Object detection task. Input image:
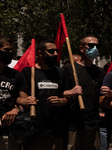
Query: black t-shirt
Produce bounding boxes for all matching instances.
[63,62,105,131]
[0,66,28,117]
[22,66,69,138]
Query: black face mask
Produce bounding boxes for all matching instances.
[42,52,57,68]
[0,51,12,64]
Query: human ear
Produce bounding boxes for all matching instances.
[79,45,84,53]
[37,50,42,57]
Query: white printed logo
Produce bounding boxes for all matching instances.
[0,81,14,105]
[1,81,14,90]
[38,82,58,89]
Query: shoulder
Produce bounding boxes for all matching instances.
[92,64,105,73]
[22,67,31,74]
[103,71,112,79]
[4,67,26,81]
[94,63,105,71]
[6,66,21,75]
[53,66,68,79]
[106,71,112,75]
[62,64,72,71]
[92,65,105,81]
[22,67,31,71]
[102,71,112,87]
[55,66,65,71]
[55,66,67,74]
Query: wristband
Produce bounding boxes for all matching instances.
[18,106,24,113]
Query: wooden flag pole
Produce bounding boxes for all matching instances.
[30,66,36,117]
[66,37,85,110]
[60,13,85,110]
[30,39,36,117]
[0,118,2,126]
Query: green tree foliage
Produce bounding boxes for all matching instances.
[0,0,112,60]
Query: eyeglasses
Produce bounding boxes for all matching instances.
[46,49,59,54]
[84,43,100,49]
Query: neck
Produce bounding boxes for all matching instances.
[77,55,93,66]
[35,62,51,70]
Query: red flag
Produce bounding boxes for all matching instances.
[55,13,68,63]
[107,62,112,73]
[14,39,35,72]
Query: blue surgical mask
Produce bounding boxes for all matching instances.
[85,46,98,61]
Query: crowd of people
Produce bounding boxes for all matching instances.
[0,34,112,150]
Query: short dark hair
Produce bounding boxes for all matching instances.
[36,37,55,52]
[80,35,97,45]
[0,35,13,48]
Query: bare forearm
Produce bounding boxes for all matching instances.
[16,97,25,105]
[63,90,73,97]
[17,96,38,107]
[63,86,82,97]
[47,96,69,106]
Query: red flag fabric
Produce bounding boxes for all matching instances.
[60,14,69,38]
[14,39,35,72]
[55,22,65,62]
[55,14,68,63]
[31,39,35,67]
[107,62,112,73]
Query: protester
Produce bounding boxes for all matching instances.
[63,35,105,150]
[100,71,112,150]
[99,62,110,150]
[0,35,37,150]
[18,37,72,150]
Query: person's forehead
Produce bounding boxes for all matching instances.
[85,37,98,44]
[45,43,56,49]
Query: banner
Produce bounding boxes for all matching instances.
[55,14,68,62]
[14,39,35,71]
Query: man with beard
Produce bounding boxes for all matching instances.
[0,35,37,150]
[63,35,105,150]
[20,37,72,150]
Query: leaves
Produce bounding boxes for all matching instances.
[0,0,112,60]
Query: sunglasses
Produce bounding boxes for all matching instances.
[46,49,59,54]
[85,43,100,49]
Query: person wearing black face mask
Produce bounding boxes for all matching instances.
[0,35,37,150]
[41,48,59,68]
[0,40,12,65]
[0,50,12,65]
[21,37,72,150]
